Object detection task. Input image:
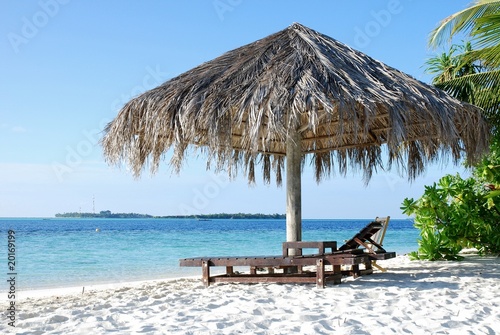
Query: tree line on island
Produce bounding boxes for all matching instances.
[55,210,285,219]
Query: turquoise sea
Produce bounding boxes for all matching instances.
[0,218,418,291]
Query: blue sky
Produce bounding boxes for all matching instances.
[1,0,474,218]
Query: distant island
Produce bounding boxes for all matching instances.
[55,210,153,219]
[55,210,285,219]
[161,213,285,219]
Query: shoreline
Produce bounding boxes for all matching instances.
[1,251,418,297]
[0,270,203,299]
[1,254,499,334]
[0,252,490,299]
[1,275,201,302]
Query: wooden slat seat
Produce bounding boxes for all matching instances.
[180,252,369,288]
[180,253,367,267]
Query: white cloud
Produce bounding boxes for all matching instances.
[0,163,54,184]
[11,126,27,133]
[0,123,27,133]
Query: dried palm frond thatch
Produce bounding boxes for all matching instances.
[102,23,489,187]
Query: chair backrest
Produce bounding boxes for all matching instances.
[370,216,390,252]
[339,220,383,251]
[338,216,390,251]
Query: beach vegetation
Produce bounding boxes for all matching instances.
[428,0,500,129]
[401,173,500,260]
[404,0,500,260]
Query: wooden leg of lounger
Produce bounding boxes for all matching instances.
[202,261,210,287]
[352,264,360,278]
[316,259,325,289]
[360,260,374,276]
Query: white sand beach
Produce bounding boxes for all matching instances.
[2,255,499,335]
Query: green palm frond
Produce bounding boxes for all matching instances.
[429,0,500,48]
[425,47,459,84]
[473,13,500,67]
[428,1,500,129]
[425,43,484,85]
[460,46,495,64]
[435,69,500,113]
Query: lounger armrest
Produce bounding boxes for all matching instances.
[282,241,337,256]
[367,251,396,260]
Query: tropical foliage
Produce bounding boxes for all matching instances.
[405,0,500,260]
[428,0,500,126]
[401,173,500,260]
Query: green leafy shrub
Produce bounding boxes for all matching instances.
[401,174,500,261]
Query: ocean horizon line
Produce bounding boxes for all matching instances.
[0,216,413,220]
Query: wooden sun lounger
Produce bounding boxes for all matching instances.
[180,252,369,288]
[338,217,396,274]
[180,217,396,288]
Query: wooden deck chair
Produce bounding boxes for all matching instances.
[370,216,390,272]
[339,219,386,252]
[338,216,392,274]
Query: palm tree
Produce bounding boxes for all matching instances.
[425,45,460,84]
[428,0,500,123]
[426,42,483,105]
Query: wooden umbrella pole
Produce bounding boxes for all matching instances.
[286,126,302,248]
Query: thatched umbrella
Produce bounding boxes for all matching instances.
[102,23,489,243]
